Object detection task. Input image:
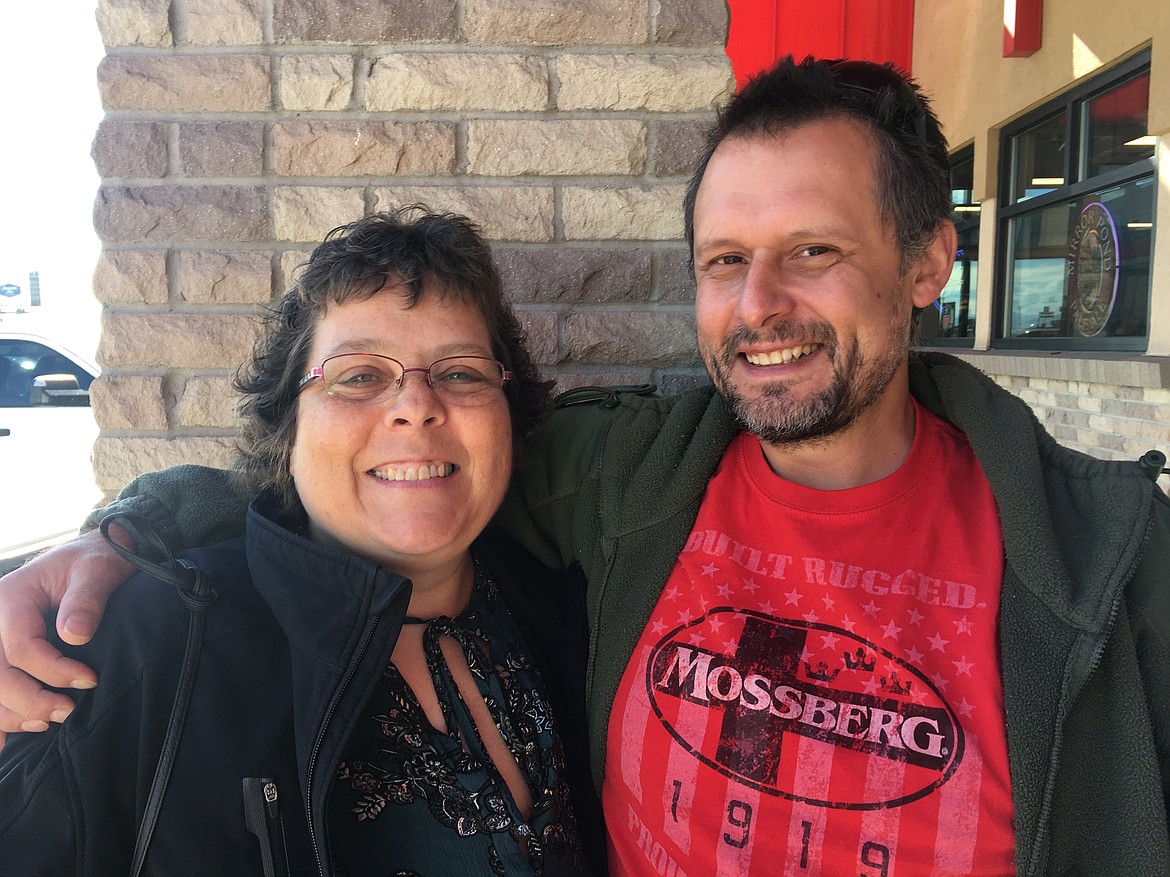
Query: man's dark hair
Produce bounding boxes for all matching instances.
[234,206,554,511]
[683,55,953,272]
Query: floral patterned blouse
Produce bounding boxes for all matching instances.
[327,562,586,876]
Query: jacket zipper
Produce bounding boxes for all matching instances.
[305,611,381,877]
[1023,509,1157,877]
[243,777,291,877]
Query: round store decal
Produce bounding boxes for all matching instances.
[1066,202,1119,337]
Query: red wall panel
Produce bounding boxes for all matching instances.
[726,0,915,87]
[1003,0,1043,58]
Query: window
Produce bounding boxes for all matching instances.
[921,146,980,345]
[0,339,94,407]
[996,52,1155,350]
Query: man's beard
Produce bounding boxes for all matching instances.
[702,317,909,447]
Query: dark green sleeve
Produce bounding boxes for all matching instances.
[1131,490,1170,812]
[82,464,255,551]
[493,404,613,572]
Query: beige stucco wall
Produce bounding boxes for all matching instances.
[917,0,1170,147]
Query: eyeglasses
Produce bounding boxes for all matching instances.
[298,353,510,406]
[827,59,928,142]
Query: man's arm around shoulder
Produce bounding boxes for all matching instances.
[0,463,253,740]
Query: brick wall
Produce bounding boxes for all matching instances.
[1008,382,1169,459]
[950,352,1170,493]
[89,0,733,493]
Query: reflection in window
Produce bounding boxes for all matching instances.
[1005,202,1075,338]
[1081,73,1153,179]
[1004,178,1151,339]
[1010,112,1066,203]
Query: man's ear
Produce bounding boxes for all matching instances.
[910,220,958,309]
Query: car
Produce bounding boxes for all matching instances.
[0,330,102,572]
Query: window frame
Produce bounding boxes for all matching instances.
[993,50,1155,352]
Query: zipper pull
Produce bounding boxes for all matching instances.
[243,777,289,877]
[264,781,279,817]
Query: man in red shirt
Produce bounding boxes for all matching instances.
[602,60,1016,874]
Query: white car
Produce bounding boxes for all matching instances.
[0,331,102,571]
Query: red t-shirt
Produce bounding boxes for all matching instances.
[604,403,1016,876]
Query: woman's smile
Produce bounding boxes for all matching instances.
[369,462,457,482]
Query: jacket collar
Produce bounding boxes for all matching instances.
[244,496,411,671]
[908,351,1156,630]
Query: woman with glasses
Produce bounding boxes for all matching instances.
[0,208,599,876]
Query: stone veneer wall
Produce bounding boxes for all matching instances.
[949,352,1170,492]
[89,0,733,494]
[1009,378,1169,461]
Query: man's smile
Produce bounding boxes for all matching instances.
[743,344,821,366]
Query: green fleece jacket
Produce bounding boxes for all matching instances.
[95,351,1170,876]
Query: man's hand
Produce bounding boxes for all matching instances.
[0,527,134,747]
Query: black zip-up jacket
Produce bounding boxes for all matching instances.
[0,500,602,876]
